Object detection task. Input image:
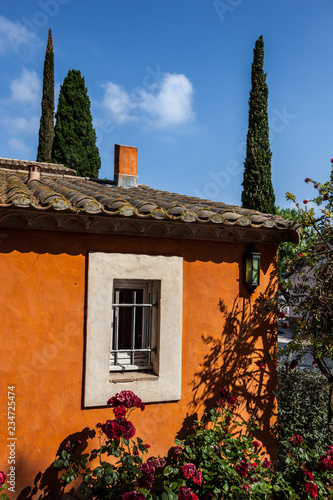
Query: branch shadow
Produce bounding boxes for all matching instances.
[17,428,95,500]
[183,268,278,457]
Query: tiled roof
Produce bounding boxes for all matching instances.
[0,159,301,243]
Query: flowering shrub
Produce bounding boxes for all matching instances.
[161,388,278,499]
[0,471,9,500]
[54,390,333,499]
[54,391,153,499]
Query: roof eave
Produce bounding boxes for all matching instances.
[0,207,301,245]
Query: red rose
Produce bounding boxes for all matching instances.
[228,394,238,405]
[304,469,314,481]
[262,458,272,469]
[289,434,304,444]
[181,463,202,485]
[99,417,136,441]
[303,200,308,204]
[236,458,249,477]
[305,482,318,499]
[178,487,199,500]
[252,440,261,448]
[0,471,6,486]
[305,178,310,183]
[107,391,145,411]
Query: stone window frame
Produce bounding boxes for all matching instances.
[84,252,183,407]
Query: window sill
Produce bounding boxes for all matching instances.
[109,372,159,384]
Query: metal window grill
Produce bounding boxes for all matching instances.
[111,288,157,369]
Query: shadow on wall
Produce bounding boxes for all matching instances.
[17,428,95,500]
[183,269,278,456]
[16,269,278,498]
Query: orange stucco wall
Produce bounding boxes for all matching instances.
[0,228,278,498]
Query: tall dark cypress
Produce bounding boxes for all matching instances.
[52,69,101,177]
[37,28,54,163]
[241,36,275,214]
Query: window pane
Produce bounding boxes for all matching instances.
[114,288,144,350]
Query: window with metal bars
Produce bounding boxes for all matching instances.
[110,280,158,371]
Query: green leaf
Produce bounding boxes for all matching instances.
[54,459,63,467]
[163,466,174,476]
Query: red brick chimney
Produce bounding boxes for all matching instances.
[114,144,138,188]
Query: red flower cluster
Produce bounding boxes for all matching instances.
[256,360,266,371]
[305,482,318,499]
[305,178,310,183]
[113,406,127,418]
[289,434,304,445]
[122,492,146,500]
[304,469,314,482]
[235,458,249,477]
[217,388,237,406]
[261,458,272,469]
[97,417,135,441]
[107,390,145,411]
[181,463,202,485]
[0,471,6,486]
[178,486,199,500]
[137,457,166,488]
[251,440,261,448]
[319,445,333,471]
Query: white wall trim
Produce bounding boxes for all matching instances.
[84,252,183,406]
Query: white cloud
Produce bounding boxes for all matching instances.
[0,16,38,55]
[102,72,195,128]
[103,82,136,124]
[8,137,34,157]
[9,68,41,105]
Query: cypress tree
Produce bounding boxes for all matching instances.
[52,69,101,177]
[36,28,54,163]
[241,35,275,214]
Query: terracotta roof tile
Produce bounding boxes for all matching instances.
[0,161,301,242]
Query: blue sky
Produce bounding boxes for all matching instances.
[0,0,332,209]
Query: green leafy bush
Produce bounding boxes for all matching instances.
[276,366,333,455]
[53,389,333,499]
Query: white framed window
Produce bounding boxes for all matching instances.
[84,252,183,407]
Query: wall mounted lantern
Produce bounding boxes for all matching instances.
[244,244,261,293]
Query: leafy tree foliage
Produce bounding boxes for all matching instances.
[276,366,332,456]
[52,69,101,177]
[242,36,275,214]
[281,168,333,433]
[275,206,309,280]
[36,28,54,163]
